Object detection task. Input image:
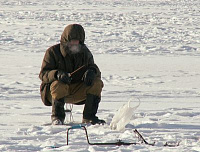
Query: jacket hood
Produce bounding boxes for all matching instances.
[60,24,85,44]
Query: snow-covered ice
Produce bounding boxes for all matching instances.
[0,0,200,151]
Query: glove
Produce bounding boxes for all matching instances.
[56,71,71,84]
[83,69,96,86]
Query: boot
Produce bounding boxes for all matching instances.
[82,94,105,125]
[51,98,65,125]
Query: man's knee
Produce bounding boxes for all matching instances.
[93,78,104,90]
[87,78,104,96]
[50,80,69,100]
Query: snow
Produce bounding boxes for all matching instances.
[0,0,200,151]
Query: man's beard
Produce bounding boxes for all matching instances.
[68,44,81,54]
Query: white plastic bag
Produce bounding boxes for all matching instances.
[110,98,140,131]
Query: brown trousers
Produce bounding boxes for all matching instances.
[48,78,104,104]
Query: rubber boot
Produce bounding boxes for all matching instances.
[82,94,105,125]
[51,98,65,125]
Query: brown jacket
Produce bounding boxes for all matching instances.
[39,24,101,106]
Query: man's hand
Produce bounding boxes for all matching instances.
[83,69,96,86]
[57,71,71,84]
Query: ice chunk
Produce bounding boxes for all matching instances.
[110,98,140,131]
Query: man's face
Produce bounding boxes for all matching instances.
[67,40,81,54]
[69,40,79,45]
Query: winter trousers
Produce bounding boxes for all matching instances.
[48,78,103,104]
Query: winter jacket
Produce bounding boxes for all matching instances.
[39,24,101,106]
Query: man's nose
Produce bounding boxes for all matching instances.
[70,40,79,45]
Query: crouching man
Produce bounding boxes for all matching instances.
[39,24,105,125]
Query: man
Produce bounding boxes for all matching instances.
[39,24,105,125]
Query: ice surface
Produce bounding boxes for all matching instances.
[0,0,200,151]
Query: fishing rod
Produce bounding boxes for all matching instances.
[67,124,180,147]
[67,124,139,146]
[69,65,86,77]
